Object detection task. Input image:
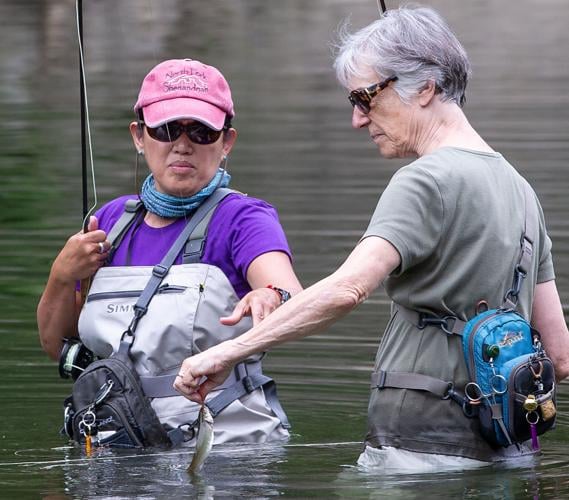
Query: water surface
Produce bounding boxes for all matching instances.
[1,0,569,497]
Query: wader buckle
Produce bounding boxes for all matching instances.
[442,383,477,418]
[242,376,255,393]
[417,314,457,335]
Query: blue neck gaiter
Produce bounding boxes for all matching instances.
[140,168,231,218]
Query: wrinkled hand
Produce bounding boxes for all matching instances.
[173,342,236,404]
[220,287,281,326]
[51,216,110,283]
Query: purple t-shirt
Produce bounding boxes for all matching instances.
[94,193,292,298]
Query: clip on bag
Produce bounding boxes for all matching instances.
[461,306,556,449]
[62,189,230,449]
[63,340,172,448]
[460,183,556,449]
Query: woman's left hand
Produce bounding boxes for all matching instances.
[220,287,281,326]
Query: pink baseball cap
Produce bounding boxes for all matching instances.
[134,59,234,130]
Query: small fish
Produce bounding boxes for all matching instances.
[188,404,214,474]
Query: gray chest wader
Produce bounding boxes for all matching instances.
[78,188,290,445]
[369,182,545,459]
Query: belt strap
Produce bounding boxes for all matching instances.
[140,361,291,429]
[395,304,466,336]
[371,370,452,398]
[140,360,263,398]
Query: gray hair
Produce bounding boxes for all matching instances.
[334,6,471,107]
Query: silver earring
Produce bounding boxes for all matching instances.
[138,149,144,155]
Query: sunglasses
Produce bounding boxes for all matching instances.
[348,75,398,114]
[144,120,226,145]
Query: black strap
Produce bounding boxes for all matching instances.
[371,370,452,398]
[125,188,234,336]
[106,199,144,263]
[502,181,538,309]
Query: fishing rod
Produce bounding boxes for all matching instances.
[76,0,97,233]
[78,0,88,232]
[76,0,98,306]
[377,0,387,15]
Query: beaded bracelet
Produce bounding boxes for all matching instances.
[266,285,291,305]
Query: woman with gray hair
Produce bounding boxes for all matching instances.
[174,6,569,469]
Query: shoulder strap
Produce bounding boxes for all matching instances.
[106,199,145,262]
[182,187,236,264]
[502,181,538,309]
[124,188,235,337]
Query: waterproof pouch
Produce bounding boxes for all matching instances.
[63,344,172,448]
[462,308,556,448]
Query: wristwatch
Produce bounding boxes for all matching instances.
[267,285,292,305]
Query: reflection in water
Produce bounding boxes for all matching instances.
[334,461,545,499]
[1,0,569,498]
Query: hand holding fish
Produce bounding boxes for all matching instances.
[174,342,236,404]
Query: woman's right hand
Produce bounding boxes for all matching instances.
[37,216,110,360]
[52,216,110,283]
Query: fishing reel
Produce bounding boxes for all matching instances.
[58,338,95,381]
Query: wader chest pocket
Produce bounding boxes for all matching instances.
[86,284,188,303]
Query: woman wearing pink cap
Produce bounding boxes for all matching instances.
[37,59,302,448]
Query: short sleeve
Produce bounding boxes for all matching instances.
[535,195,555,283]
[203,194,292,297]
[363,165,444,275]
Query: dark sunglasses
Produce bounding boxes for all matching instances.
[348,75,398,114]
[144,120,226,145]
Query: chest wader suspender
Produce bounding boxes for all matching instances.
[106,189,290,440]
[371,182,537,444]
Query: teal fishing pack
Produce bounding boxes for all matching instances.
[461,306,556,448]
[459,181,557,448]
[375,181,556,451]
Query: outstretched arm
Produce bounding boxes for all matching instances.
[37,217,109,360]
[531,279,569,381]
[174,236,401,403]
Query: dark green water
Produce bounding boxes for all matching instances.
[1,0,569,498]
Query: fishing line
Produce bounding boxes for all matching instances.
[75,0,98,231]
[0,441,363,468]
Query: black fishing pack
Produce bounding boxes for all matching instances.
[63,341,172,448]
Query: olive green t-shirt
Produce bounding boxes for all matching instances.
[362,147,554,460]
